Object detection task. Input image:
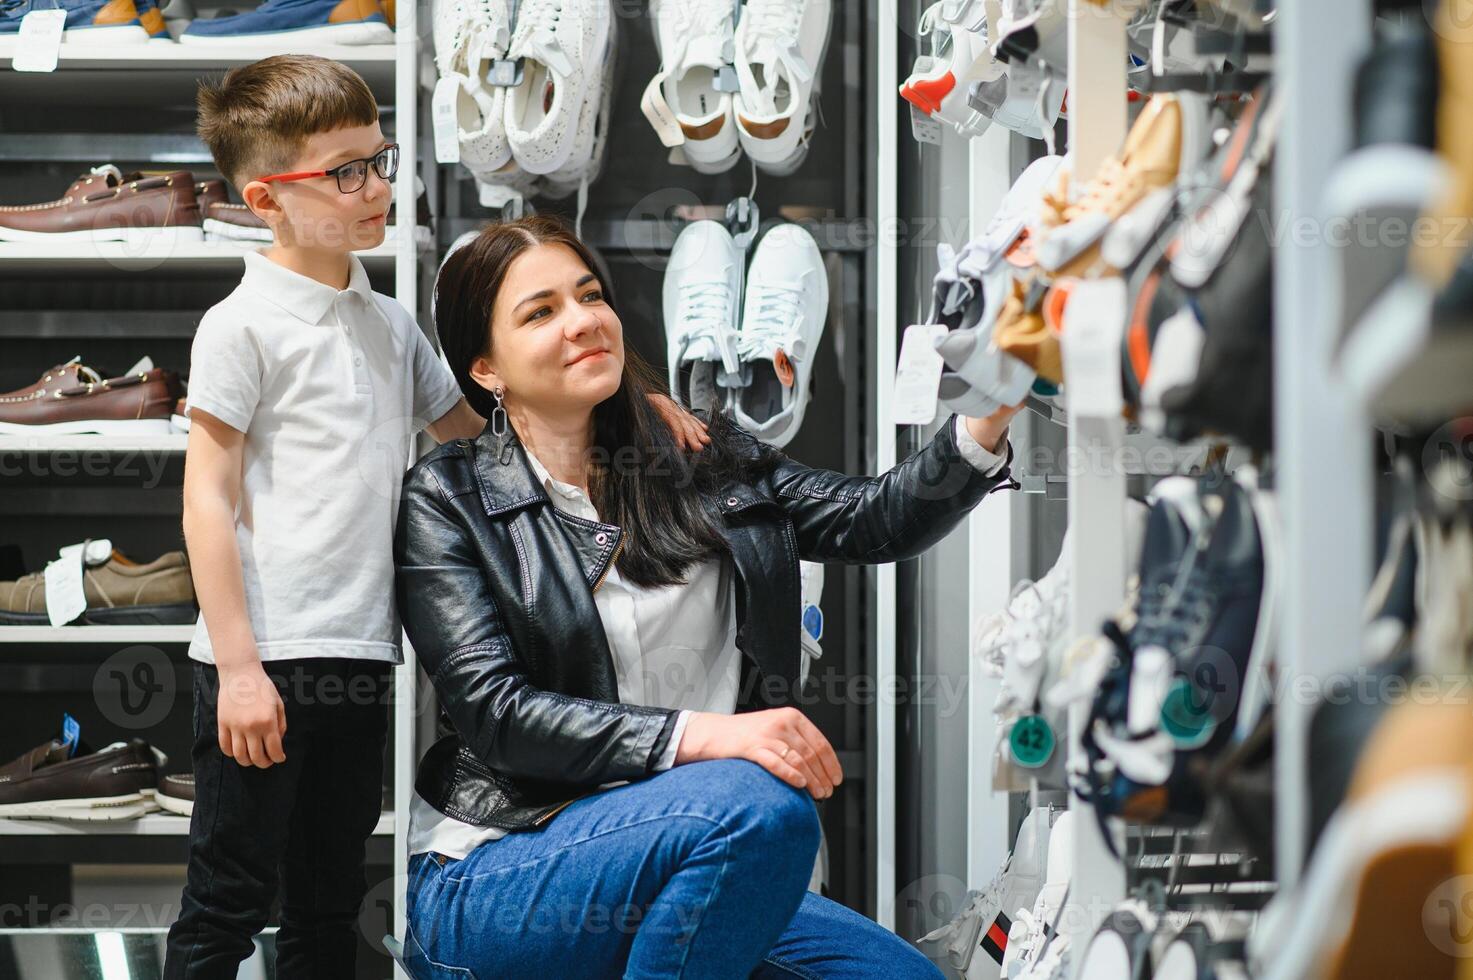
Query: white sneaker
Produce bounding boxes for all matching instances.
[900,0,1005,139]
[664,221,744,412]
[504,0,610,176]
[642,0,742,174]
[733,0,832,175]
[433,0,474,74]
[732,223,829,448]
[541,6,618,200]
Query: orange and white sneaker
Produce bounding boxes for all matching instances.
[900,0,1005,139]
[1034,93,1210,279]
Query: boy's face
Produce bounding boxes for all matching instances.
[242,122,392,253]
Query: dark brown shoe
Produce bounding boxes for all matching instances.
[202,201,270,243]
[0,365,181,436]
[0,165,203,244]
[0,547,197,625]
[156,773,194,817]
[0,737,161,820]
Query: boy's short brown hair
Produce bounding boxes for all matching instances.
[197,54,379,190]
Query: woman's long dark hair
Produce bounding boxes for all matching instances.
[435,215,777,589]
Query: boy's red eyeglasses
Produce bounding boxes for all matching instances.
[257,143,400,195]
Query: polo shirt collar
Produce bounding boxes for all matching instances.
[241,249,374,324]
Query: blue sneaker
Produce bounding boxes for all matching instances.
[179,0,392,45]
[0,0,150,42]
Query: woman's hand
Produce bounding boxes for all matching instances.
[648,393,711,452]
[964,400,1026,455]
[674,708,843,800]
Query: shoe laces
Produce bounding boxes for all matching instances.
[674,281,735,344]
[743,0,803,46]
[738,283,806,360]
[671,0,735,45]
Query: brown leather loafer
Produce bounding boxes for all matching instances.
[156,773,194,817]
[0,737,161,820]
[0,365,182,436]
[0,165,203,244]
[0,548,197,625]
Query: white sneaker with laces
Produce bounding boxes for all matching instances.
[504,0,610,175]
[733,0,832,175]
[732,223,829,448]
[642,0,742,174]
[664,221,745,413]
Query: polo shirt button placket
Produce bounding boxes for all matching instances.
[338,294,372,397]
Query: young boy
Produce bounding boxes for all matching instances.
[163,54,483,979]
[166,55,704,977]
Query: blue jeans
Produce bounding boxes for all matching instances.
[403,759,943,979]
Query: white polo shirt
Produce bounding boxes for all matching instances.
[185,250,462,665]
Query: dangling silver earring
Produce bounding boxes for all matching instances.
[491,386,508,439]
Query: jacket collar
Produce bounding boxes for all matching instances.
[468,426,551,517]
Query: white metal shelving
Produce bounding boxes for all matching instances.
[0,811,395,836]
[0,434,188,453]
[0,21,427,970]
[0,625,196,643]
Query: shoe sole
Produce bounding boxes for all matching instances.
[0,417,174,436]
[58,24,151,43]
[202,219,271,243]
[0,603,197,626]
[178,20,393,44]
[0,225,204,245]
[155,793,194,817]
[0,793,151,820]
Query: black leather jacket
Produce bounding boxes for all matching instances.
[394,413,1015,833]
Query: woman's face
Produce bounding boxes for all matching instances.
[471,242,625,417]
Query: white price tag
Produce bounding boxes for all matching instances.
[431,76,461,164]
[893,323,949,426]
[1060,278,1127,419]
[13,10,66,73]
[43,539,111,627]
[909,105,944,145]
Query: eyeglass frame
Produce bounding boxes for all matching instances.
[256,143,400,195]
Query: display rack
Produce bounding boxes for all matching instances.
[0,15,426,977]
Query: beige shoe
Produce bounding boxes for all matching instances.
[0,548,196,626]
[1035,94,1209,279]
[994,279,1063,385]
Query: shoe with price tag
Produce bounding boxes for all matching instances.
[1,0,150,65]
[0,542,198,627]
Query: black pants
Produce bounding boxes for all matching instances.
[164,658,391,980]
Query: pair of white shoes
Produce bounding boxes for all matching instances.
[663,220,828,449]
[432,0,616,207]
[642,0,831,175]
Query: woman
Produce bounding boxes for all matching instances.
[394,216,1022,978]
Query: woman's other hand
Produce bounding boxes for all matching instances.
[675,708,843,800]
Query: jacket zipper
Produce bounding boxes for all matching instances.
[534,795,581,826]
[591,534,625,593]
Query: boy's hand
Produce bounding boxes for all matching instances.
[216,661,288,768]
[649,393,710,451]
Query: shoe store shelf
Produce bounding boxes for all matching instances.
[0,811,395,837]
[0,433,188,453]
[0,625,196,644]
[0,40,395,88]
[0,238,402,272]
